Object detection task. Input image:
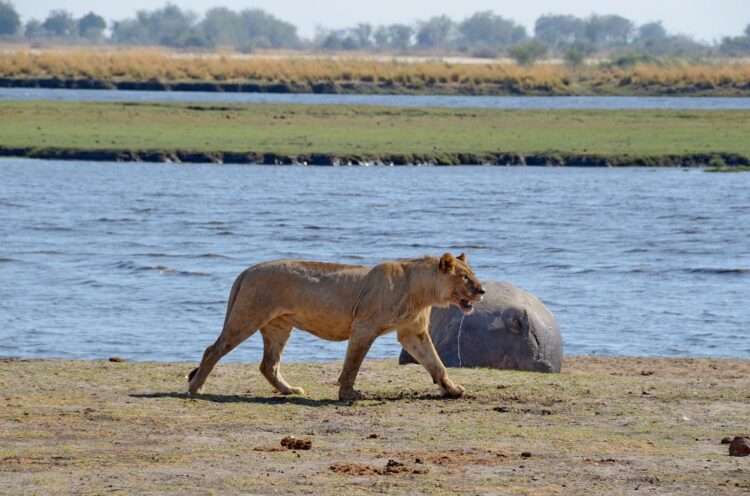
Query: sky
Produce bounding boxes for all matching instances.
[13,0,750,42]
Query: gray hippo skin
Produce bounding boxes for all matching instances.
[399,281,562,373]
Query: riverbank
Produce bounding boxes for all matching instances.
[3,76,750,97]
[1,102,749,166]
[2,50,750,97]
[1,357,748,494]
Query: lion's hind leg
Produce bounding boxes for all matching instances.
[188,312,268,395]
[259,318,305,395]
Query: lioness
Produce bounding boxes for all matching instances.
[187,252,485,401]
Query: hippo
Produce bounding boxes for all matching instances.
[399,281,562,373]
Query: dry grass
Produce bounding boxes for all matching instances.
[1,48,750,94]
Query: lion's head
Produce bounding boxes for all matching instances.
[438,252,485,314]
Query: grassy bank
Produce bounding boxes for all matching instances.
[1,357,748,494]
[1,50,750,96]
[1,101,749,166]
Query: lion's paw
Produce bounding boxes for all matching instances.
[281,386,306,396]
[339,388,364,402]
[442,383,465,399]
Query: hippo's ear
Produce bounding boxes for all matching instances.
[457,253,467,263]
[502,308,528,334]
[519,309,529,331]
[439,253,455,273]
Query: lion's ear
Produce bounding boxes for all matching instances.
[439,253,455,273]
[457,253,467,263]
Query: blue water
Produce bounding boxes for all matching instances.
[1,159,748,363]
[2,88,750,109]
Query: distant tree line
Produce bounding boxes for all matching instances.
[1,1,749,62]
[0,2,300,50]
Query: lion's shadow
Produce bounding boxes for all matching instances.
[129,391,448,407]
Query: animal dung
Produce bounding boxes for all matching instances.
[280,436,312,450]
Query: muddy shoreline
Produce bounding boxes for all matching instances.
[2,76,750,97]
[1,144,748,167]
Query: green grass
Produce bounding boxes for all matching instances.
[1,101,749,160]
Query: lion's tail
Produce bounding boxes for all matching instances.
[222,270,245,330]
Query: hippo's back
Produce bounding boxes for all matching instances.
[400,281,562,373]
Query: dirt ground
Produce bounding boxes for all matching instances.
[1,356,748,495]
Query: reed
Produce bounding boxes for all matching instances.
[1,48,749,95]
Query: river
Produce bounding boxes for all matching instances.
[1,159,748,362]
[3,88,750,109]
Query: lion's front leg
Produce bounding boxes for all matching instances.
[338,322,379,401]
[397,317,465,399]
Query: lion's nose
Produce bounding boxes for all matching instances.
[477,287,486,295]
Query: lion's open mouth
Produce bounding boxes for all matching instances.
[459,298,474,314]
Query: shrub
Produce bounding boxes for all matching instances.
[509,41,548,66]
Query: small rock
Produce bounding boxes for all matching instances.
[521,452,532,458]
[367,433,379,439]
[493,406,510,413]
[280,436,312,450]
[721,437,733,445]
[108,357,126,363]
[729,437,750,457]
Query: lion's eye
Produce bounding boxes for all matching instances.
[462,275,470,284]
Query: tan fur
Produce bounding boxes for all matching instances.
[187,253,484,401]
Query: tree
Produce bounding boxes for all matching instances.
[509,40,548,65]
[657,35,709,57]
[42,10,76,38]
[318,29,348,50]
[720,35,750,56]
[373,25,389,49]
[416,15,454,49]
[111,4,210,48]
[0,1,20,36]
[584,15,634,47]
[637,21,667,42]
[145,4,198,47]
[78,12,106,41]
[563,42,592,67]
[24,19,44,38]
[373,24,413,51]
[201,7,245,48]
[239,8,300,49]
[458,11,527,49]
[534,14,586,49]
[388,24,414,50]
[745,24,750,38]
[352,23,372,49]
[111,19,149,44]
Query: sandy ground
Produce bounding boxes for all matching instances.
[1,356,748,495]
